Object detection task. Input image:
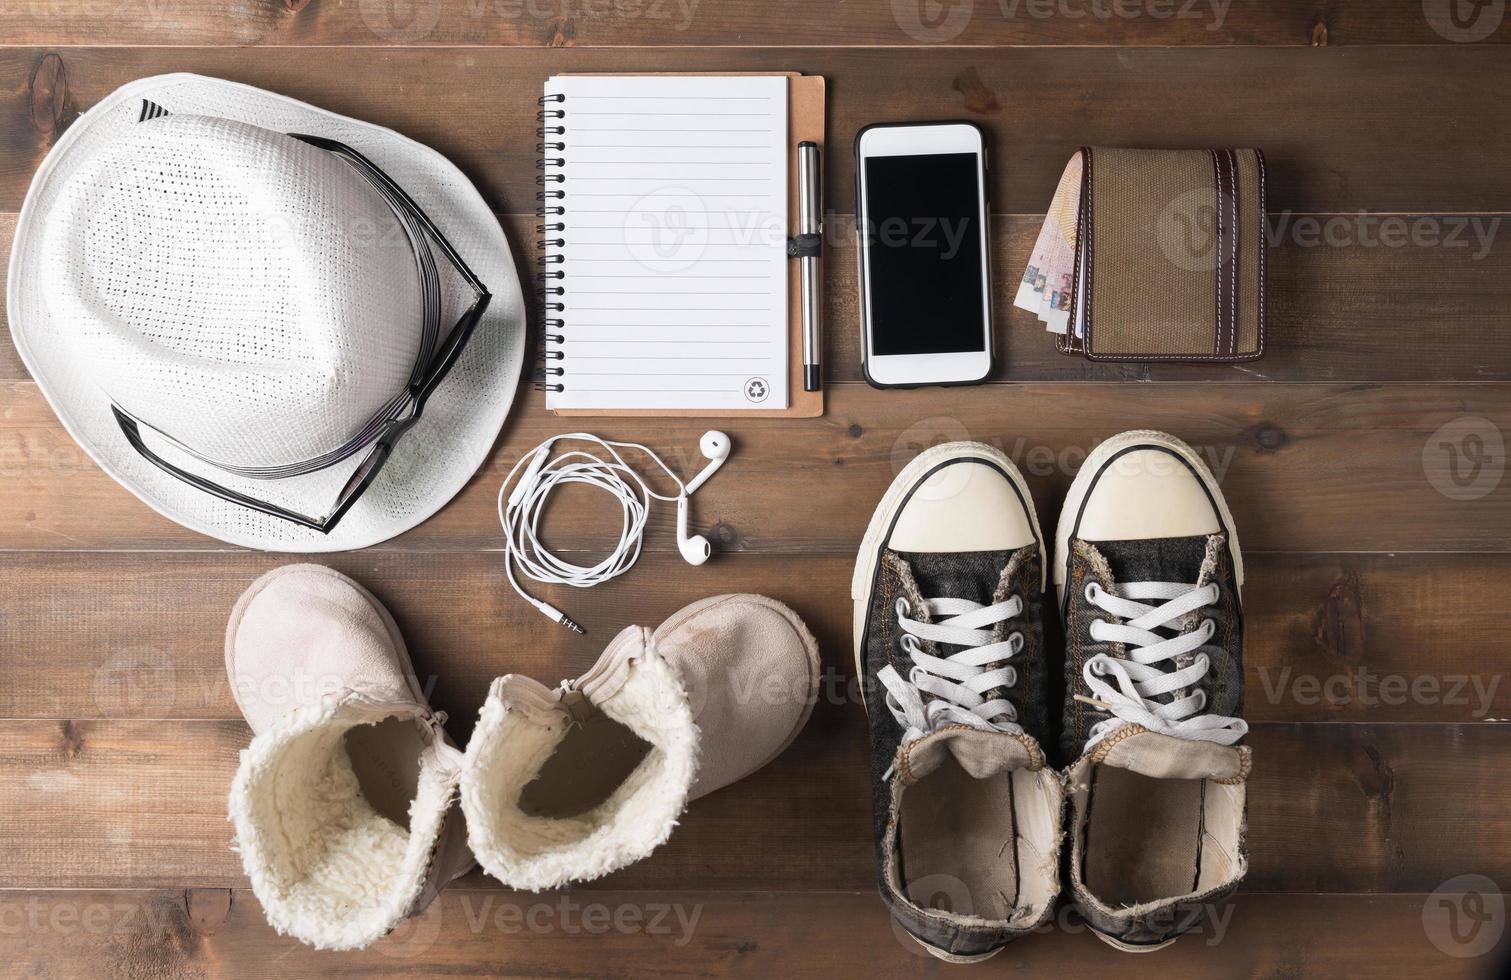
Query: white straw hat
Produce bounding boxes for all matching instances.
[7,74,525,551]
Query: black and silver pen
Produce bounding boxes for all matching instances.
[798,141,822,392]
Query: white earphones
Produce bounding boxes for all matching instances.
[498,431,733,631]
[677,430,731,565]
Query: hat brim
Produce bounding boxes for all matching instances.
[7,74,526,551]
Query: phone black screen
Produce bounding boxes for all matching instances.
[862,151,986,356]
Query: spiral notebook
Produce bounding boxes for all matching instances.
[538,72,824,417]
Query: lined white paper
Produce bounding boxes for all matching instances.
[543,75,789,411]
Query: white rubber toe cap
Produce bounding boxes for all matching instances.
[1075,448,1220,542]
[888,461,1036,553]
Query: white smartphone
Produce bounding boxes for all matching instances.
[855,121,993,388]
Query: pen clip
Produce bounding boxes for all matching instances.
[786,234,822,258]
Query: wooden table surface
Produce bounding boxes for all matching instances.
[2,3,1509,977]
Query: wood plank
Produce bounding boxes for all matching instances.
[1,379,1507,553]
[0,889,1489,980]
[5,47,1511,214]
[7,211,1511,385]
[1,716,1506,893]
[0,0,1504,48]
[3,551,1507,725]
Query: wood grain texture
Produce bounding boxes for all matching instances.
[1,379,1507,552]
[5,46,1511,213]
[2,551,1507,725]
[1,717,1506,893]
[7,211,1511,385]
[0,889,1493,980]
[0,0,1506,48]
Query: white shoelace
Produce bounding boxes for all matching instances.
[878,594,1025,772]
[1079,580,1248,748]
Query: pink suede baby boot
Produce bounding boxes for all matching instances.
[459,593,820,891]
[225,564,473,950]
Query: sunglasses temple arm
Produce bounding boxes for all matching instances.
[110,406,337,533]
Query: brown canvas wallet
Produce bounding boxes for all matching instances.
[1057,147,1267,362]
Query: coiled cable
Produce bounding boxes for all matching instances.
[497,433,688,633]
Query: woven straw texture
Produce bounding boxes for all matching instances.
[8,75,525,551]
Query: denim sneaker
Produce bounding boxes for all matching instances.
[852,442,1063,963]
[1055,430,1252,951]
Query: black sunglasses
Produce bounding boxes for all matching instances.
[112,134,491,534]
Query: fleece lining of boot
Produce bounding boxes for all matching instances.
[460,651,698,892]
[228,695,454,951]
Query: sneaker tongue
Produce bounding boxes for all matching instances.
[1096,729,1249,782]
[897,726,1040,785]
[895,549,1009,611]
[1093,534,1212,586]
[894,548,1014,661]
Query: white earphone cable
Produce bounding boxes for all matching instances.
[497,433,690,633]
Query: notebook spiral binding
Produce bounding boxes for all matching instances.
[534,93,567,393]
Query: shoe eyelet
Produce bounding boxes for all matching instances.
[1194,689,1208,711]
[1209,582,1221,602]
[900,634,922,656]
[1084,582,1100,602]
[1010,631,1025,654]
[894,596,911,618]
[1201,618,1217,639]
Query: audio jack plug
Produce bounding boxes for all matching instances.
[534,600,585,634]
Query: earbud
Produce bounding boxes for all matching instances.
[677,495,712,566]
[677,430,731,566]
[684,430,731,495]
